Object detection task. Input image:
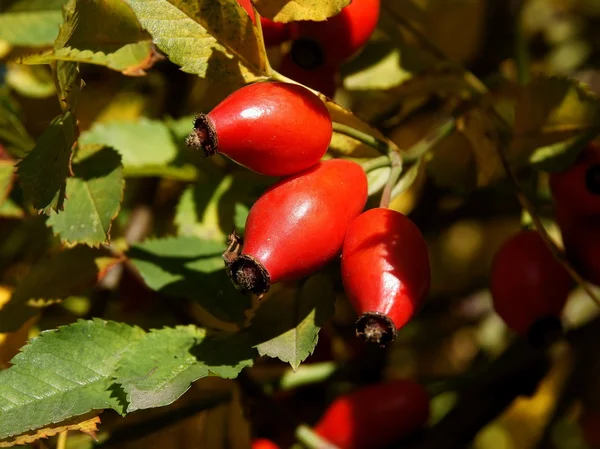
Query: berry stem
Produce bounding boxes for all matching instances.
[252,4,272,76]
[379,150,403,209]
[360,154,390,172]
[295,424,340,449]
[332,122,389,155]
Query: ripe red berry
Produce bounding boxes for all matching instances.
[186,81,332,177]
[341,208,430,345]
[252,438,280,449]
[224,159,368,295]
[237,0,291,46]
[555,205,600,286]
[314,380,430,449]
[549,143,600,218]
[279,51,338,98]
[490,230,573,337]
[289,0,380,66]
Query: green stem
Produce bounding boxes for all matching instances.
[332,122,389,155]
[390,157,423,200]
[252,5,272,76]
[279,362,337,391]
[295,425,340,449]
[360,155,390,172]
[514,2,530,86]
[380,150,403,208]
[404,115,456,161]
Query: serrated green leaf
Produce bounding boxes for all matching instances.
[47,145,124,246]
[123,0,267,81]
[0,246,122,332]
[19,0,159,76]
[53,61,84,111]
[0,319,146,440]
[79,118,196,180]
[0,161,15,206]
[0,0,67,46]
[15,112,77,214]
[254,0,350,22]
[251,275,335,370]
[5,63,55,98]
[114,327,255,412]
[128,236,252,324]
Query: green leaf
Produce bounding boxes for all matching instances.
[115,327,255,412]
[0,246,122,332]
[233,203,249,234]
[79,118,196,180]
[53,61,84,111]
[0,197,24,218]
[128,236,252,324]
[5,63,56,98]
[123,0,267,81]
[251,275,335,370]
[254,0,350,22]
[0,0,67,46]
[0,160,15,207]
[19,0,160,76]
[0,319,146,440]
[0,88,35,158]
[47,145,124,246]
[510,75,600,163]
[15,112,77,214]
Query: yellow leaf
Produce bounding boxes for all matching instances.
[0,413,101,447]
[254,0,351,22]
[0,286,35,370]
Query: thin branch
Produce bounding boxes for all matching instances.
[332,122,390,155]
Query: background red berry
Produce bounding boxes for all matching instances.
[314,379,430,449]
[341,208,431,345]
[251,438,280,449]
[550,143,600,218]
[279,51,338,98]
[237,0,291,46]
[490,230,573,336]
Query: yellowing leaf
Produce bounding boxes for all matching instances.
[0,286,34,370]
[254,0,350,22]
[124,0,267,82]
[0,413,100,447]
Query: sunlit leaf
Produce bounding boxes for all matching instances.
[0,0,67,47]
[254,0,350,22]
[5,64,55,98]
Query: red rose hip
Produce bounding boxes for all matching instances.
[550,143,600,218]
[289,0,380,66]
[251,439,279,449]
[341,208,430,345]
[225,159,368,295]
[279,51,338,98]
[490,230,573,339]
[314,380,430,449]
[186,82,332,177]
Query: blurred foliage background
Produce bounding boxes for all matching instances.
[2,0,600,448]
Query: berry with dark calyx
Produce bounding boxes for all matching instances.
[550,143,600,218]
[252,438,280,449]
[490,230,574,341]
[224,159,368,296]
[556,205,600,287]
[237,0,291,46]
[279,50,338,98]
[186,81,332,177]
[314,380,430,449]
[341,208,430,345]
[289,0,380,65]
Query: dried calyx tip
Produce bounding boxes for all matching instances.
[227,254,271,296]
[528,315,563,349]
[185,113,218,157]
[355,312,397,346]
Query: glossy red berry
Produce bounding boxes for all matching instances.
[550,143,600,218]
[556,206,600,286]
[186,81,332,177]
[279,51,338,98]
[314,380,430,449]
[341,208,430,345]
[224,159,368,295]
[490,230,573,338]
[237,0,291,46]
[289,0,380,66]
[251,438,280,449]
